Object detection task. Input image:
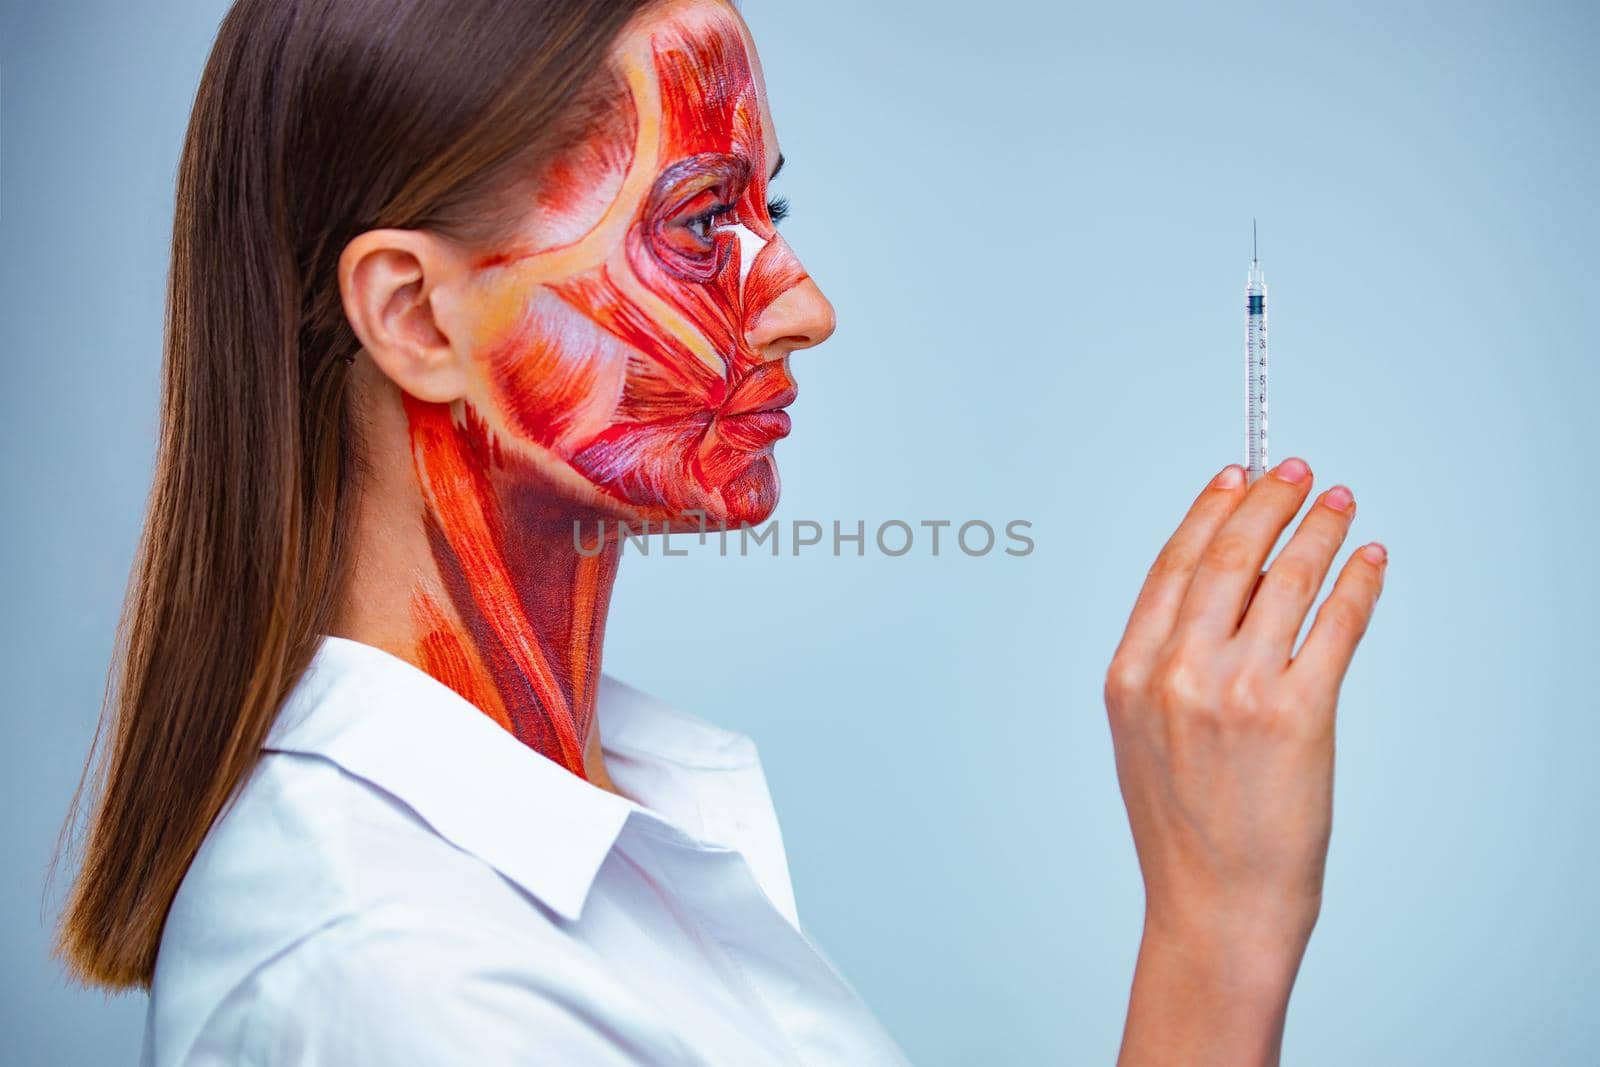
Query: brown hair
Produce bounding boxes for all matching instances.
[56,0,657,989]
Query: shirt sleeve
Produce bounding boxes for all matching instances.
[189,906,708,1067]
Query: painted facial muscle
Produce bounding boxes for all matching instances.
[419,3,804,528]
[401,5,810,777]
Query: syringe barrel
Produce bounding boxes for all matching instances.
[1245,268,1268,478]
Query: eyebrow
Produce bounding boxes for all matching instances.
[769,154,785,181]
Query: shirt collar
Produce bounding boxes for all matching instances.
[263,636,752,923]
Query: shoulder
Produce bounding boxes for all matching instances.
[167,747,498,936]
[153,752,605,1064]
[204,902,700,1067]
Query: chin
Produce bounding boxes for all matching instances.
[715,452,781,527]
[571,422,784,531]
[633,451,781,533]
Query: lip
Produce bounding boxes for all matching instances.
[720,366,797,416]
[715,408,791,445]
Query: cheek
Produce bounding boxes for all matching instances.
[468,286,630,454]
[624,226,744,361]
[617,220,800,372]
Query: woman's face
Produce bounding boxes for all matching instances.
[446,0,833,528]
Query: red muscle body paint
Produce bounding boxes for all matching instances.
[403,8,802,775]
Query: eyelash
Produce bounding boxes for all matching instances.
[685,196,792,240]
[685,204,731,241]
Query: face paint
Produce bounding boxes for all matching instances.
[403,4,809,776]
[450,2,803,526]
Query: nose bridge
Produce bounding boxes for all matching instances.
[732,223,767,290]
[738,232,832,358]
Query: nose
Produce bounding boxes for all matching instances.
[746,275,836,360]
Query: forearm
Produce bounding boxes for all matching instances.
[1116,916,1308,1067]
[1105,460,1384,1064]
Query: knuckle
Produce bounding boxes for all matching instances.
[1201,532,1257,574]
[1273,685,1329,737]
[1347,554,1384,588]
[1148,544,1200,582]
[1269,558,1321,603]
[1320,597,1370,638]
[1103,658,1146,708]
[1292,519,1342,561]
[1306,516,1349,553]
[1265,677,1311,715]
[1223,670,1270,717]
[1155,657,1213,715]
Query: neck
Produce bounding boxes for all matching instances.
[333,382,622,792]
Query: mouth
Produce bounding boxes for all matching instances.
[717,408,791,444]
[720,363,797,417]
[718,379,794,447]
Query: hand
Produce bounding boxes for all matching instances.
[1105,458,1387,1066]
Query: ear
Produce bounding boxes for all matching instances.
[339,228,474,403]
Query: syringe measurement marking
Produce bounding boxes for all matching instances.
[1244,226,1268,482]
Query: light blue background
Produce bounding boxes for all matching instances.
[3,0,1595,1063]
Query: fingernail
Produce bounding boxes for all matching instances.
[1273,457,1311,484]
[1360,542,1388,564]
[1323,485,1354,512]
[1214,464,1245,489]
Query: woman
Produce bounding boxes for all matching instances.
[59,0,1386,1063]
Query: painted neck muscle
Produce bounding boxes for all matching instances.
[404,396,620,780]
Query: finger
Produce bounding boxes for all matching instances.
[1238,484,1358,663]
[1113,464,1249,663]
[1174,456,1315,639]
[1290,542,1388,689]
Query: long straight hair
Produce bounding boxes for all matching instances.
[57,0,657,989]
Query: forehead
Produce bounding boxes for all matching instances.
[612,0,779,170]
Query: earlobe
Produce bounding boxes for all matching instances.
[339,229,473,404]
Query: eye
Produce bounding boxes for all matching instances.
[766,195,790,224]
[685,203,735,243]
[642,153,753,282]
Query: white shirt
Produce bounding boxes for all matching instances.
[144,636,910,1066]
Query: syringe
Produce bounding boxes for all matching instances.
[1244,221,1269,483]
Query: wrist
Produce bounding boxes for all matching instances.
[1138,907,1310,1005]
[1117,907,1315,1067]
[1144,882,1321,977]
